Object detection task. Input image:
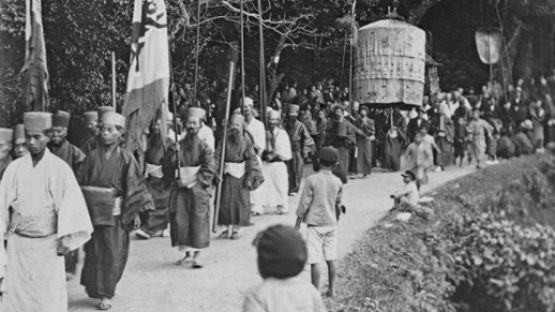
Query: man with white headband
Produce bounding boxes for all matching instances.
[259,109,292,214]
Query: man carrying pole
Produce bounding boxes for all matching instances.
[165,107,216,269]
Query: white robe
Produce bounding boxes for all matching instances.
[246,118,266,214]
[0,149,93,312]
[260,127,292,212]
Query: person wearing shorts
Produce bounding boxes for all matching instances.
[295,147,343,297]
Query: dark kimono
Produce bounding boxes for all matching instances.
[435,116,454,167]
[48,139,86,275]
[356,117,375,175]
[217,131,264,226]
[285,119,315,194]
[383,113,407,171]
[78,146,152,299]
[325,119,358,178]
[164,134,216,249]
[80,134,102,155]
[48,140,86,172]
[142,134,173,235]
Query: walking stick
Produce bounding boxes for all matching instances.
[170,85,181,181]
[213,46,238,233]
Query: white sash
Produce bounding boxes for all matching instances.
[177,166,201,188]
[112,197,122,216]
[146,163,164,178]
[225,162,246,179]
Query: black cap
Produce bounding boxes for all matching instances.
[402,170,416,181]
[256,225,307,279]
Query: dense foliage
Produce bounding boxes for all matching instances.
[2,0,555,126]
[329,154,555,312]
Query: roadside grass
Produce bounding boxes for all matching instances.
[328,155,555,312]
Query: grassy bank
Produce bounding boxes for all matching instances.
[329,155,555,312]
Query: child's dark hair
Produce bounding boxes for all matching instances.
[320,158,336,167]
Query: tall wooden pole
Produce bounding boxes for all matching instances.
[111,51,117,109]
[213,47,238,233]
[257,0,267,125]
[193,0,201,107]
[240,0,246,113]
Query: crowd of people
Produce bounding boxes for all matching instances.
[0,74,552,311]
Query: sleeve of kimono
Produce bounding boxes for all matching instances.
[196,140,217,188]
[57,164,93,251]
[244,137,264,190]
[122,154,154,227]
[299,123,315,155]
[367,119,376,136]
[0,164,13,279]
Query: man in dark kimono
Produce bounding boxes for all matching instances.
[285,104,315,195]
[0,128,13,180]
[164,107,216,269]
[81,107,114,155]
[216,113,264,239]
[383,108,407,172]
[48,110,86,280]
[49,110,86,172]
[355,106,375,177]
[12,124,28,159]
[77,112,152,311]
[135,118,173,240]
[325,104,365,178]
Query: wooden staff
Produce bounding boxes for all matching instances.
[111,51,117,108]
[213,46,238,233]
[170,85,181,180]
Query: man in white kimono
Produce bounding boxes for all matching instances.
[0,112,93,312]
[260,109,292,214]
[243,97,266,216]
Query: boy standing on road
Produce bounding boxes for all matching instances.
[295,146,343,297]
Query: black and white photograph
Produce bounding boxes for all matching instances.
[1,0,555,311]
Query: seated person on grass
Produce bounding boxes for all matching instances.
[391,170,420,209]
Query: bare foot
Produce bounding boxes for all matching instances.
[326,288,335,297]
[97,298,112,310]
[175,254,192,266]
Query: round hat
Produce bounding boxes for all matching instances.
[288,104,300,116]
[53,110,71,127]
[402,170,416,181]
[97,106,116,120]
[84,111,98,124]
[101,111,125,128]
[24,112,52,134]
[0,128,13,143]
[521,119,533,130]
[242,97,254,108]
[256,225,307,279]
[13,124,25,144]
[187,107,206,120]
[267,109,281,120]
[230,113,245,125]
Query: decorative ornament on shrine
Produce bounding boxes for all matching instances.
[353,19,426,106]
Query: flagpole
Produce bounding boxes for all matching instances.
[240,0,246,113]
[257,0,267,126]
[111,51,117,109]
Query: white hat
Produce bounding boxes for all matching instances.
[0,128,13,143]
[24,112,52,134]
[268,109,281,120]
[101,112,125,128]
[242,97,254,108]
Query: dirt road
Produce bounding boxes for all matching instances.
[68,166,475,312]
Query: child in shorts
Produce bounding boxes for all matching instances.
[295,146,343,297]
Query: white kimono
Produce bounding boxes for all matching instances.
[0,149,93,312]
[260,127,292,213]
[246,117,266,214]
